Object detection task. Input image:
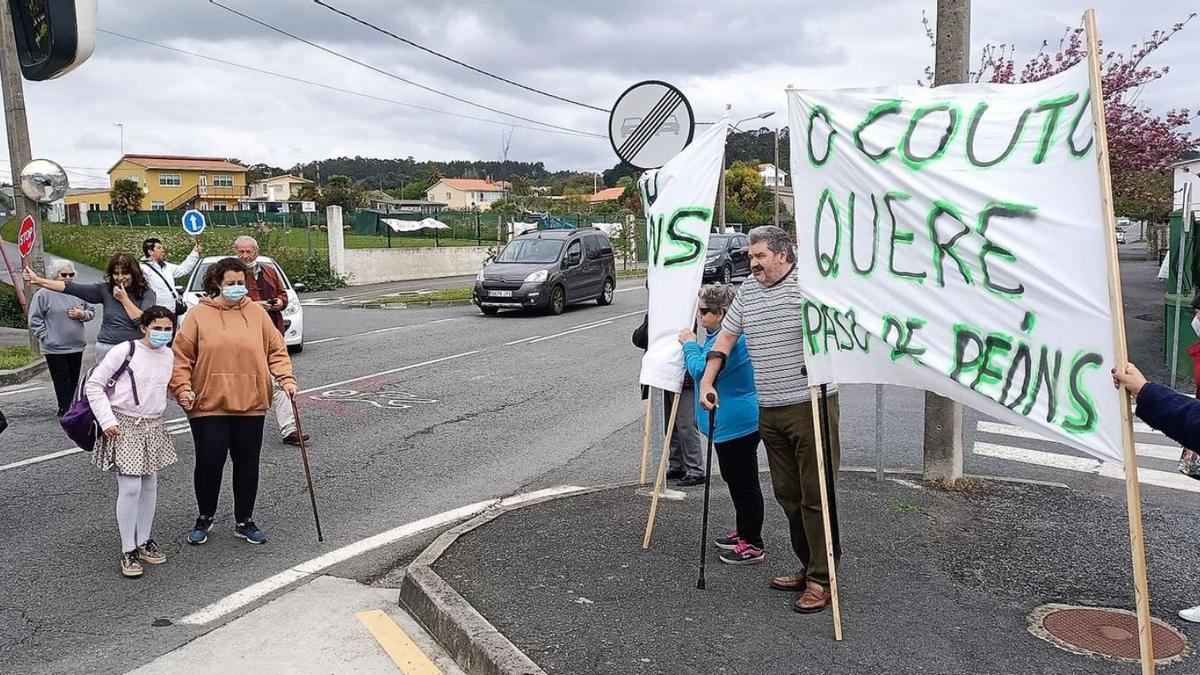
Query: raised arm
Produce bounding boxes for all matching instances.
[173,246,201,279]
[23,266,67,293]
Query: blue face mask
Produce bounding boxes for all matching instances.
[222,285,248,302]
[148,330,173,348]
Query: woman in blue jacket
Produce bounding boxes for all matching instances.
[679,284,763,565]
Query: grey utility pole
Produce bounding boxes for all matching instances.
[922,0,970,486]
[0,0,44,354]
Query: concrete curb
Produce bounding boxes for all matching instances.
[0,358,45,387]
[399,485,626,675]
[350,299,475,310]
[398,471,1071,675]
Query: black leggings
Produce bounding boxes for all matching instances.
[190,416,266,522]
[44,352,83,416]
[714,431,765,547]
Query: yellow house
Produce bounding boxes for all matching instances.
[80,154,249,212]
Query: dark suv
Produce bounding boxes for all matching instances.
[703,232,751,284]
[474,228,616,315]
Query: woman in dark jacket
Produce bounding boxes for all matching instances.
[1113,362,1200,623]
[25,253,157,363]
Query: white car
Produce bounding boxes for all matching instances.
[180,255,305,353]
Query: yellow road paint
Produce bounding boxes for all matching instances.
[356,609,443,675]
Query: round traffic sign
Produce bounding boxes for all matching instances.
[16,215,35,257]
[608,81,695,170]
[182,209,206,236]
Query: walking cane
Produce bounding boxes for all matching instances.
[697,393,717,590]
[289,394,324,542]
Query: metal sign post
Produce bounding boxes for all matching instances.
[1170,182,1192,390]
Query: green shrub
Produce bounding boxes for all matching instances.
[0,284,24,329]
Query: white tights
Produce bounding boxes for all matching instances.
[116,474,158,553]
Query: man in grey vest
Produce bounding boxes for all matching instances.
[699,225,841,614]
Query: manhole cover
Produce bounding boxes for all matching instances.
[1028,604,1189,665]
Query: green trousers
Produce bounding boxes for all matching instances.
[759,394,841,587]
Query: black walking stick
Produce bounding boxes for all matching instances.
[697,393,717,590]
[289,394,324,542]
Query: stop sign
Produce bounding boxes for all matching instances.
[16,215,35,257]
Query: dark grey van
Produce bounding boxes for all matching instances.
[474,228,616,315]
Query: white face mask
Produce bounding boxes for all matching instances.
[1191,316,1200,337]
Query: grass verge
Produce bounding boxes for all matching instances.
[0,345,34,370]
[365,286,474,305]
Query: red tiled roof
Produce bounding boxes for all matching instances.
[588,187,627,203]
[110,154,248,174]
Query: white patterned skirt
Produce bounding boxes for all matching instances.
[92,414,177,475]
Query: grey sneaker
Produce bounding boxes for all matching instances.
[188,516,214,545]
[235,520,267,545]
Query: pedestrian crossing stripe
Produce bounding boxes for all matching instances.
[973,420,1200,494]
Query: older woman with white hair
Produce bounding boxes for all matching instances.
[679,283,764,566]
[28,260,96,416]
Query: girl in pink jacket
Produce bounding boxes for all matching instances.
[85,306,178,578]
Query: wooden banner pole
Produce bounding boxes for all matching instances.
[808,386,842,640]
[642,390,681,549]
[1084,9,1154,674]
[639,393,653,484]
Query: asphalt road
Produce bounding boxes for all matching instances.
[0,240,1190,674]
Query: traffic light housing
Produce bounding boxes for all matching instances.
[8,0,95,80]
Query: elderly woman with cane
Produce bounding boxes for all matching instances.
[679,283,763,565]
[171,257,298,546]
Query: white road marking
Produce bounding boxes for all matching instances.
[528,321,612,343]
[0,448,83,472]
[504,336,541,346]
[972,442,1200,494]
[178,485,585,626]
[526,311,641,345]
[614,287,641,294]
[0,386,45,397]
[304,317,466,346]
[9,351,483,473]
[976,421,1179,461]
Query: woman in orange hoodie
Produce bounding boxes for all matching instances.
[171,257,298,546]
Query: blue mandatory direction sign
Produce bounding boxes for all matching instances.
[182,209,207,236]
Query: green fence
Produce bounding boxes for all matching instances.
[83,209,329,228]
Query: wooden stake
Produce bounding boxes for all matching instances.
[1084,9,1154,674]
[639,393,653,484]
[642,390,681,549]
[809,386,842,640]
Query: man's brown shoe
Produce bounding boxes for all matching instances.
[770,571,806,591]
[793,581,831,613]
[282,431,309,446]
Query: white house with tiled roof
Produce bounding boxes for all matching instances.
[427,178,505,210]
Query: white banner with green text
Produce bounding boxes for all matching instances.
[638,115,729,393]
[787,63,1124,463]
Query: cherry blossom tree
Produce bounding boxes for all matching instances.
[923,12,1198,218]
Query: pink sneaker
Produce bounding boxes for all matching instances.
[719,540,765,566]
[715,529,740,550]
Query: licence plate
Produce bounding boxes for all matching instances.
[490,290,513,298]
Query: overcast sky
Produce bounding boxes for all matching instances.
[10,0,1198,187]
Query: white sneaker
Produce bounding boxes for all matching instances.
[1178,605,1200,623]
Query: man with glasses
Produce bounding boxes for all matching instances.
[28,261,96,415]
